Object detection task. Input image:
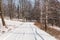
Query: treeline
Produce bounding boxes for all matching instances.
[1,0,60,27]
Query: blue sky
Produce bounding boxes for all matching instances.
[3,0,60,6]
[15,0,60,5]
[15,0,35,7]
[15,0,35,4]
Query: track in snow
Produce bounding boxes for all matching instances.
[0,22,56,40]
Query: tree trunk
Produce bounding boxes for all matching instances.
[0,0,7,28]
[0,13,5,26]
[8,0,13,19]
[45,0,49,31]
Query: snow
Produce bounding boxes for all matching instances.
[49,25,60,31]
[0,19,56,40]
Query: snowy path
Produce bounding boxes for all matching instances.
[0,21,56,40]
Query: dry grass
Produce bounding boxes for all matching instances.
[34,22,60,40]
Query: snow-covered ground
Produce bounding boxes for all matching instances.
[49,25,60,31]
[0,19,56,40]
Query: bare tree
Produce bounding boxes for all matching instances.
[0,0,7,28]
[8,0,13,19]
[44,0,49,31]
[32,0,41,22]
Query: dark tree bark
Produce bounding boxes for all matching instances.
[0,0,7,28]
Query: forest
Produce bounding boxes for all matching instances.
[0,0,60,40]
[0,0,60,27]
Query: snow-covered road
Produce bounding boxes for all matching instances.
[0,19,56,40]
